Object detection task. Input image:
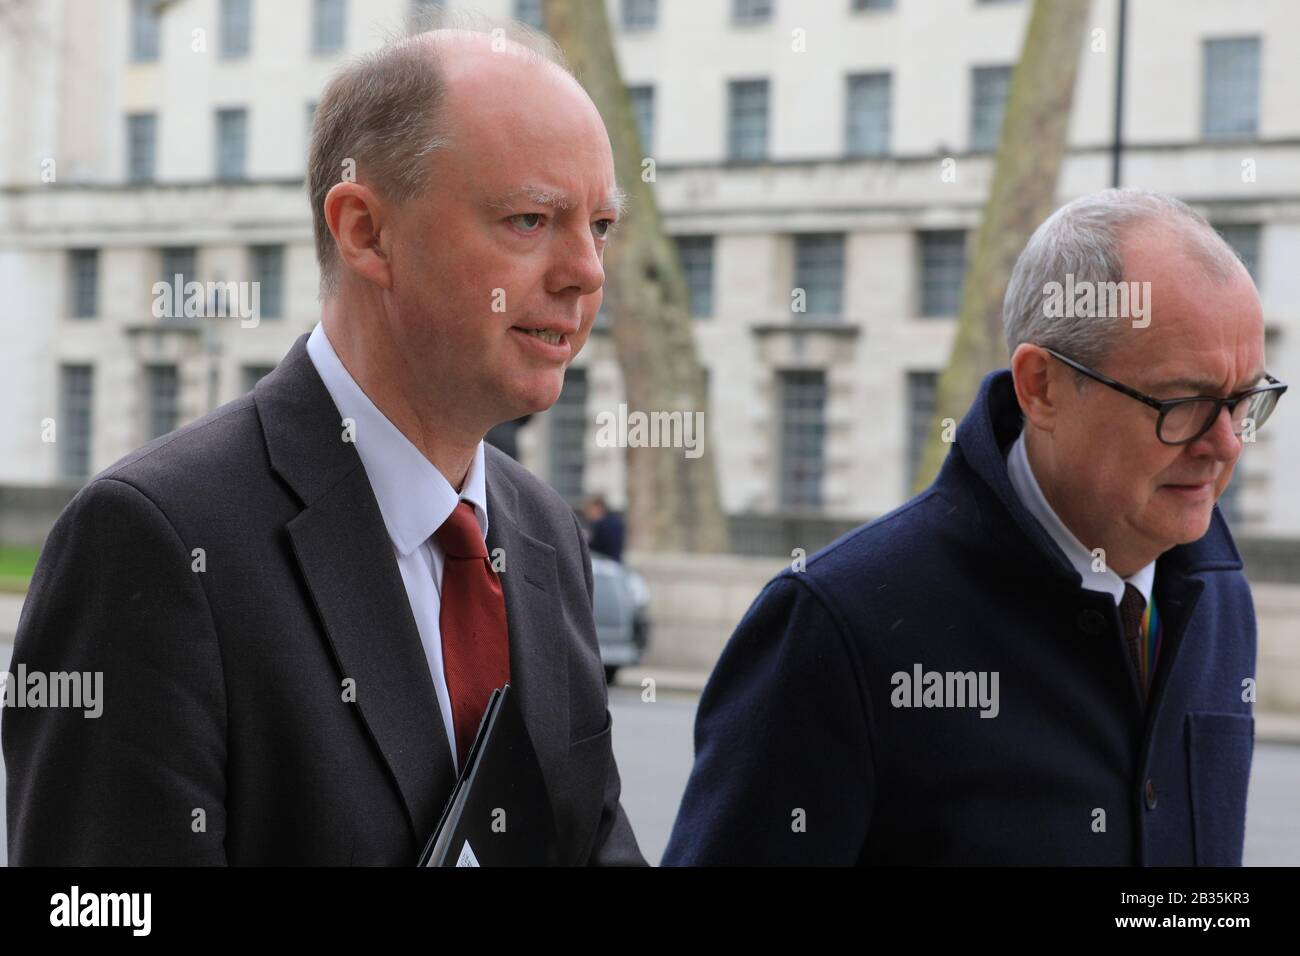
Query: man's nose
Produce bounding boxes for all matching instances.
[1188,404,1243,460]
[548,224,606,299]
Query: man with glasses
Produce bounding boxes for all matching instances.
[665,188,1281,866]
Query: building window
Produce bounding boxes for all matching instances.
[130,0,161,62]
[621,0,657,31]
[127,113,157,183]
[252,245,284,319]
[549,368,587,505]
[220,0,251,58]
[69,250,98,319]
[513,0,543,29]
[1214,223,1262,282]
[312,0,346,53]
[675,236,714,318]
[919,230,967,318]
[727,79,769,161]
[794,234,845,319]
[906,371,939,494]
[970,65,1012,153]
[215,108,247,180]
[778,370,826,510]
[59,365,94,480]
[146,365,180,440]
[1203,38,1260,141]
[160,247,197,312]
[846,72,890,156]
[628,85,655,155]
[242,365,276,392]
[733,0,773,24]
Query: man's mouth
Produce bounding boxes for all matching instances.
[509,324,576,358]
[1160,480,1215,498]
[518,328,565,346]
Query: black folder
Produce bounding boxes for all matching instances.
[418,684,558,866]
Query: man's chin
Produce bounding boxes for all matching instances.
[507,375,566,416]
[1161,506,1216,546]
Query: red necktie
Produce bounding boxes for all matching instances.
[435,500,511,770]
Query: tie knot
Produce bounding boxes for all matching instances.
[435,500,486,559]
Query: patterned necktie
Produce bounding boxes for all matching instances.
[1119,583,1161,702]
[434,500,511,771]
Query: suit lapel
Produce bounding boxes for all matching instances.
[256,334,456,852]
[1139,508,1243,748]
[1144,571,1204,719]
[287,471,457,849]
[484,452,571,795]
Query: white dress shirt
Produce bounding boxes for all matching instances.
[1006,430,1155,608]
[307,321,488,772]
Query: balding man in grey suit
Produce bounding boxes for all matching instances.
[5,23,643,866]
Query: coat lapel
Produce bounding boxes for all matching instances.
[1143,507,1242,726]
[255,334,456,851]
[483,450,571,795]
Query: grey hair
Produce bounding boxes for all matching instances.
[1002,188,1247,366]
[307,9,571,298]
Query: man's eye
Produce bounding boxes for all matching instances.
[510,213,545,233]
[593,218,618,239]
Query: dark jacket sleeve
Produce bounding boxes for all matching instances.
[3,478,229,865]
[661,572,876,865]
[570,509,646,866]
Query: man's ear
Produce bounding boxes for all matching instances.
[1010,343,1060,433]
[323,181,393,290]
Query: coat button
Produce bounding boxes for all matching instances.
[1145,779,1158,810]
[1076,609,1106,636]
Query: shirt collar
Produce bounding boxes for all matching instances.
[1006,429,1155,607]
[306,321,488,556]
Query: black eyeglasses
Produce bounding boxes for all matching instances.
[1043,347,1288,445]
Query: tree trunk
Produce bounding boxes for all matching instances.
[544,0,728,553]
[912,0,1092,493]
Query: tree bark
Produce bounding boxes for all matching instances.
[912,0,1092,493]
[544,0,728,553]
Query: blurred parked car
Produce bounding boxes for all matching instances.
[590,554,650,684]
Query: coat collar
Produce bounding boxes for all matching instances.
[941,368,1244,582]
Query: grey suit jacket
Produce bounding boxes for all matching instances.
[4,332,645,866]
